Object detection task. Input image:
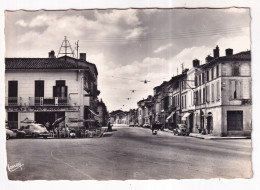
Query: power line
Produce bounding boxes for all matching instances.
[72,26,249,44]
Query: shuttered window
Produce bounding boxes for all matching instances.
[211,83,215,102]
[230,80,242,99]
[206,85,210,102]
[216,81,220,100]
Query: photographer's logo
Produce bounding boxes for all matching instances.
[7,161,24,172]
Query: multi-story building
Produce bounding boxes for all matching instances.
[5,51,99,130]
[194,46,251,136]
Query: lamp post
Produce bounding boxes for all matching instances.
[195,67,207,135]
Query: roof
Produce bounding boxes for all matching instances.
[203,50,251,68]
[5,58,99,73]
[5,58,92,70]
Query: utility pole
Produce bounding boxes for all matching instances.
[75,40,79,59]
[181,63,185,72]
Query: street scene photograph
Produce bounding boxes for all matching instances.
[4,8,252,180]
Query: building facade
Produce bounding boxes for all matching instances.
[5,51,99,130]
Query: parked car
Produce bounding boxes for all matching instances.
[11,129,26,138]
[6,128,16,140]
[21,123,49,138]
[129,122,135,127]
[173,124,190,136]
[69,129,76,138]
[143,123,150,128]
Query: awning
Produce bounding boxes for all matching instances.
[181,113,191,121]
[88,108,99,116]
[166,112,175,121]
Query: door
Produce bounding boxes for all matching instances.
[227,111,243,131]
[8,81,18,105]
[35,81,44,105]
[8,112,18,129]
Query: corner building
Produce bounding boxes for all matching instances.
[5,52,99,130]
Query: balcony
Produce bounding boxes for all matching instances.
[29,97,71,106]
[5,97,21,106]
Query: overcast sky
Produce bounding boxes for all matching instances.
[5,8,250,112]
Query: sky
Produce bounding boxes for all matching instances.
[5,8,251,112]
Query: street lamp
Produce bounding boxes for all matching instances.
[195,67,207,135]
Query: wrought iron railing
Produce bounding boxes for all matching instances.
[29,97,71,106]
[5,97,21,106]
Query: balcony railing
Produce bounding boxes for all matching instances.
[29,97,71,106]
[5,97,21,106]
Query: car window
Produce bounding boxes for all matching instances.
[25,125,30,129]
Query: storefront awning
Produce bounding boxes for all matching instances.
[181,113,191,121]
[88,108,99,116]
[166,112,175,121]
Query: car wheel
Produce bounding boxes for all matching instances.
[32,133,36,138]
[6,134,10,140]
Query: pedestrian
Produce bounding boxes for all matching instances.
[45,121,50,131]
[107,121,112,132]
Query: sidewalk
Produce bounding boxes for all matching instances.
[161,129,250,140]
[188,133,250,140]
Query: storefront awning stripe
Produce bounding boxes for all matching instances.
[181,113,191,120]
[88,108,99,116]
[166,111,175,120]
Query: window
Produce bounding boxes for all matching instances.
[198,90,201,105]
[35,80,44,97]
[211,83,215,102]
[53,80,67,98]
[232,64,240,76]
[230,80,241,99]
[206,85,210,103]
[216,65,219,77]
[199,75,201,86]
[202,73,205,84]
[216,81,220,100]
[195,76,198,87]
[206,70,209,82]
[211,68,214,79]
[184,95,186,108]
[203,87,206,103]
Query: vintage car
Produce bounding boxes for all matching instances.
[129,122,135,127]
[21,123,49,138]
[143,123,151,128]
[6,128,16,140]
[69,129,76,138]
[173,124,190,136]
[11,129,26,138]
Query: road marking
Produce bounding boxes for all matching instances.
[50,150,94,180]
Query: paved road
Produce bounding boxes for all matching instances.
[6,125,252,180]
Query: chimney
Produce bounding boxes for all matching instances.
[193,59,200,67]
[49,50,55,58]
[213,45,219,58]
[205,55,213,63]
[225,48,233,56]
[79,53,86,61]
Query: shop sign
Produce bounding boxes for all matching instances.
[6,106,79,112]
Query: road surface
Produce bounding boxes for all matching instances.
[6,124,252,180]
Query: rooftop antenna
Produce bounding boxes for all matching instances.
[57,36,75,58]
[181,63,185,72]
[75,40,79,59]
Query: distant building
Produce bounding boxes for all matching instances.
[97,99,109,126]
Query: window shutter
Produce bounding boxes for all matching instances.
[53,86,57,97]
[65,86,68,97]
